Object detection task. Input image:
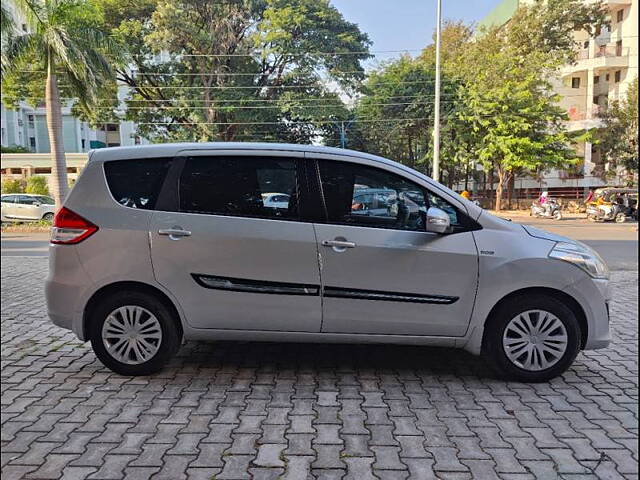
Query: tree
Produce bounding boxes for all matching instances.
[596,77,639,185]
[26,176,50,196]
[353,56,437,169]
[1,0,118,208]
[453,27,578,210]
[97,0,370,143]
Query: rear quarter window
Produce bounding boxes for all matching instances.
[104,158,172,210]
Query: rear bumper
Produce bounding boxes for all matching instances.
[45,244,93,340]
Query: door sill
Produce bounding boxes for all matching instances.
[184,327,461,347]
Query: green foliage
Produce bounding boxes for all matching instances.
[451,24,579,209]
[1,178,25,194]
[1,145,31,153]
[596,77,639,185]
[25,176,50,196]
[507,0,609,66]
[91,0,370,142]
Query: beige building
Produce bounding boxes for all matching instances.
[473,0,638,201]
[556,0,638,184]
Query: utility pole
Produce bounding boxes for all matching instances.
[432,0,442,182]
[337,120,354,149]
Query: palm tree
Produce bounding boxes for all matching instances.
[2,0,117,208]
[1,2,15,72]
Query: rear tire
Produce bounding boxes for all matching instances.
[89,290,181,375]
[482,294,581,382]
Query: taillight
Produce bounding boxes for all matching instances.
[50,207,98,245]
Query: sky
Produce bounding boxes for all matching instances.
[330,0,503,64]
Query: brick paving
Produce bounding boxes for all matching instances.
[1,257,637,479]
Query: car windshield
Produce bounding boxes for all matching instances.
[40,196,55,205]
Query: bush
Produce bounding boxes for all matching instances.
[1,178,25,194]
[25,176,50,196]
[0,145,31,153]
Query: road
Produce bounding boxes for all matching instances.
[1,217,638,269]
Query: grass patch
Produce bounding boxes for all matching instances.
[1,220,52,233]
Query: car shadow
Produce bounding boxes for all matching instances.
[168,340,498,380]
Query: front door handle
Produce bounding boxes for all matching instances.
[322,239,356,252]
[158,228,192,240]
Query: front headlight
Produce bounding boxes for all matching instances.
[548,241,609,279]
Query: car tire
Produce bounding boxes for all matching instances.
[42,212,54,222]
[89,290,181,376]
[482,294,581,382]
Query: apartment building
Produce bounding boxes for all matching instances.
[475,0,638,199]
[0,103,143,153]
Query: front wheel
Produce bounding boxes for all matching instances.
[554,210,563,221]
[89,291,181,375]
[615,212,626,223]
[42,212,54,222]
[482,294,581,382]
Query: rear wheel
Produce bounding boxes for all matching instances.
[482,294,581,382]
[89,291,181,375]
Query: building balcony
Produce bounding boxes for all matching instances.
[562,45,629,76]
[565,106,604,131]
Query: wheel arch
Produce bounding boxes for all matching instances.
[83,281,184,341]
[481,286,588,351]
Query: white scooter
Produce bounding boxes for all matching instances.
[530,199,563,220]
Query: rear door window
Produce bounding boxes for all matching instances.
[179,156,300,220]
[18,195,40,205]
[104,158,172,210]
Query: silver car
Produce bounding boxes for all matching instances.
[1,193,56,222]
[46,143,611,381]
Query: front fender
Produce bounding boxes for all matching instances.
[460,228,590,355]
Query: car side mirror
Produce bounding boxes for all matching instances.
[33,202,41,207]
[425,207,451,234]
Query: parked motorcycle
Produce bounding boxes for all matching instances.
[530,199,563,220]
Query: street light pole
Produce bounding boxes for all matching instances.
[432,0,442,182]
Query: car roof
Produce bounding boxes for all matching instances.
[88,142,396,166]
[1,193,45,196]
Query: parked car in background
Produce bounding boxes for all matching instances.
[1,194,56,222]
[46,143,611,382]
[261,192,290,210]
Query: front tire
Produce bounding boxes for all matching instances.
[42,212,54,222]
[615,212,626,223]
[482,294,581,382]
[89,291,181,375]
[554,210,563,221]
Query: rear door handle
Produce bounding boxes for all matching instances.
[322,240,356,250]
[158,228,192,239]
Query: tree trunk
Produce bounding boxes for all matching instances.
[488,164,495,209]
[464,159,470,192]
[495,176,503,211]
[495,169,511,212]
[46,58,69,210]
